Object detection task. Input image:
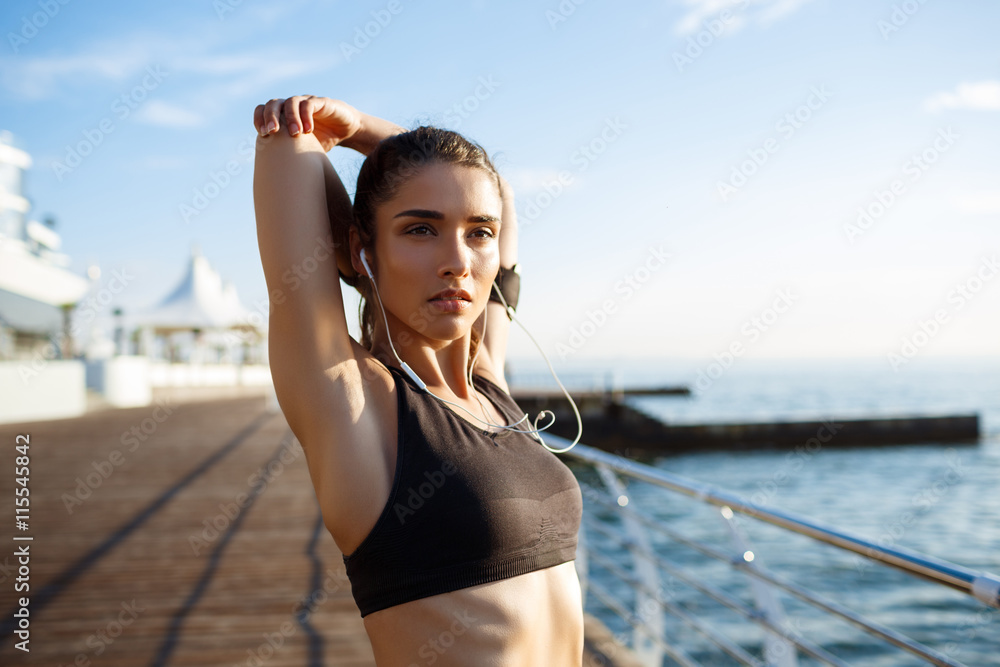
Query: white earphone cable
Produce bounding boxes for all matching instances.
[361,250,580,453]
[487,279,583,453]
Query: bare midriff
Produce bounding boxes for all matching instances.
[361,560,584,667]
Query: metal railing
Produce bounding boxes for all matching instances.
[555,437,1000,667]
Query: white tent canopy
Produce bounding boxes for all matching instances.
[132,246,258,332]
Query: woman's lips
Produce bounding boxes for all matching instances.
[428,298,471,313]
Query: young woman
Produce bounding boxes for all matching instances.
[252,96,584,665]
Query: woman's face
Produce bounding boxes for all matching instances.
[370,161,502,346]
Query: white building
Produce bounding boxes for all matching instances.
[0,131,92,423]
[0,133,274,424]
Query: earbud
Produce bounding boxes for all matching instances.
[359,248,372,278]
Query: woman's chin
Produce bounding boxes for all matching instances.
[416,318,475,343]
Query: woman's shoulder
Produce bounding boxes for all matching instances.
[286,336,398,451]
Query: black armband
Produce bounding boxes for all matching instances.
[489,264,520,315]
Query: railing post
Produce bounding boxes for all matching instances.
[720,506,798,667]
[595,463,665,667]
[576,515,589,608]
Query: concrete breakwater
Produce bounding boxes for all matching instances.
[509,388,980,454]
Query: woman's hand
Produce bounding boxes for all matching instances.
[254,96,363,153]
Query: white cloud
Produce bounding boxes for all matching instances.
[923,81,1000,113]
[0,47,150,100]
[673,0,814,37]
[674,0,746,36]
[134,100,205,128]
[953,192,1000,215]
[0,29,338,140]
[0,30,337,103]
[756,0,813,25]
[204,59,331,101]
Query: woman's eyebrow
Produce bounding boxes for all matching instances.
[393,209,500,224]
[393,209,444,219]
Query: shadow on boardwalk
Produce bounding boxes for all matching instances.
[0,395,638,667]
[0,396,373,666]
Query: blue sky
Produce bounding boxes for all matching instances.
[2,0,998,374]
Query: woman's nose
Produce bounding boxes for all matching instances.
[438,234,472,277]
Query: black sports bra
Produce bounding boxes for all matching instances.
[341,364,582,618]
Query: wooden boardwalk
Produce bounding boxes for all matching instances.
[0,393,641,666]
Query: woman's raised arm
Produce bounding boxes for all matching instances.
[253,98,381,437]
[252,98,407,536]
[253,122,352,390]
[474,175,518,391]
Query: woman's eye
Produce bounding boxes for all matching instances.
[406,225,494,238]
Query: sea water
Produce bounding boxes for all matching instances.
[508,356,999,666]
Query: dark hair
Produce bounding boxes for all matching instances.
[349,126,502,369]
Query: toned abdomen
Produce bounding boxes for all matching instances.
[362,561,584,667]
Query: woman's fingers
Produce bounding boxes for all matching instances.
[253,104,265,134]
[255,95,346,138]
[284,95,302,137]
[299,97,318,134]
[259,98,286,136]
[255,95,360,151]
[283,95,311,136]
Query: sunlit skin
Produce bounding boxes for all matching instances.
[254,97,584,664]
[349,162,503,403]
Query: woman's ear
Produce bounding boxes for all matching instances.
[332,225,357,282]
[348,227,365,277]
